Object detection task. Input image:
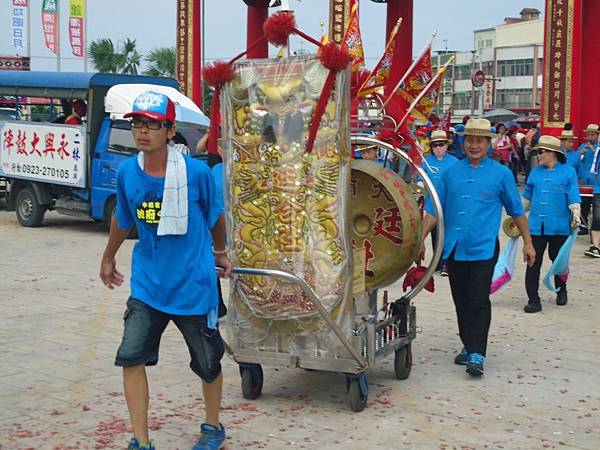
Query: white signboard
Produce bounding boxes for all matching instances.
[0,122,87,188]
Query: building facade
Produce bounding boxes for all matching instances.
[432,8,544,123]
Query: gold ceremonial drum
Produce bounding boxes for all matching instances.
[351,159,422,289]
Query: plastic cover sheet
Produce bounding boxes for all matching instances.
[222,56,356,360]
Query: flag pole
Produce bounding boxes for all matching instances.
[394,55,454,132]
[357,17,402,94]
[382,30,437,109]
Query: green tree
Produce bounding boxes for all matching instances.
[88,38,120,73]
[144,47,176,78]
[88,38,141,74]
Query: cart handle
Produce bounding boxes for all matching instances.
[229,267,368,369]
[350,135,445,301]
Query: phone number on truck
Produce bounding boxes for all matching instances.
[13,164,70,179]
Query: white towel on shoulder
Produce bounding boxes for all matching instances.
[137,147,188,235]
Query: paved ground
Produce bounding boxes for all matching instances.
[0,208,599,450]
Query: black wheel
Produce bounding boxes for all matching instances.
[241,367,263,400]
[394,344,413,380]
[15,187,45,227]
[348,378,368,412]
[102,197,116,231]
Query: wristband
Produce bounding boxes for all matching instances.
[212,245,228,255]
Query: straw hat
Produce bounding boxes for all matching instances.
[429,130,450,144]
[463,118,494,138]
[559,129,577,140]
[584,123,600,134]
[533,135,566,163]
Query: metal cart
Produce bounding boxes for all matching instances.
[226,137,444,412]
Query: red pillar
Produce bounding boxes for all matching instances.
[192,0,202,107]
[577,0,600,132]
[541,0,600,136]
[387,0,413,79]
[247,1,269,59]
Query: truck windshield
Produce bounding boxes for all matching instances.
[108,120,138,155]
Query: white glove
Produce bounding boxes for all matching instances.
[569,203,582,229]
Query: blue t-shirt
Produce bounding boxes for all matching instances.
[211,162,224,213]
[425,156,524,261]
[115,155,222,319]
[565,148,582,176]
[578,143,598,185]
[422,153,458,191]
[524,163,580,236]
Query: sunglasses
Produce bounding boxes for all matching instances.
[431,142,447,148]
[131,118,165,130]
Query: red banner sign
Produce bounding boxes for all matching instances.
[41,0,58,55]
[543,0,575,128]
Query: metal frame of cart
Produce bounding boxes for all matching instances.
[226,136,445,412]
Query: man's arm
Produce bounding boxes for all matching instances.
[211,214,232,278]
[99,216,130,289]
[417,212,438,262]
[512,215,536,267]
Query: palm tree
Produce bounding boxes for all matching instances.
[88,38,120,73]
[144,47,176,78]
[88,38,141,74]
[117,38,142,75]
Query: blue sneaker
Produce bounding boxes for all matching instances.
[193,423,226,450]
[127,437,155,449]
[466,352,485,377]
[454,347,469,365]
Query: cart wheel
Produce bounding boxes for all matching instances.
[394,344,412,380]
[348,379,368,412]
[240,366,263,400]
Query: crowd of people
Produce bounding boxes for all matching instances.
[97,88,600,449]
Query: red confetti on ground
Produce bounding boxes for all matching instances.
[10,423,34,438]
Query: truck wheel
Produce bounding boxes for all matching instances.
[15,187,45,227]
[103,197,116,231]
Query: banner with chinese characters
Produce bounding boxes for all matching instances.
[328,0,352,45]
[176,0,202,106]
[69,0,85,57]
[12,0,29,52]
[0,123,87,188]
[41,0,58,54]
[542,0,575,128]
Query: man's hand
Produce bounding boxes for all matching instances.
[522,242,536,267]
[100,256,124,289]
[416,240,426,263]
[215,253,233,278]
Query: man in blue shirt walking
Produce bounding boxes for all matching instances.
[577,124,600,235]
[421,118,536,377]
[523,136,581,312]
[99,91,232,450]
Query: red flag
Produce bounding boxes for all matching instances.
[341,1,364,72]
[396,45,433,105]
[358,18,402,96]
[410,64,448,121]
[438,109,452,132]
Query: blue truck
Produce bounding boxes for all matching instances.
[0,71,209,227]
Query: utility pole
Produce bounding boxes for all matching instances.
[470,50,476,116]
[56,0,61,72]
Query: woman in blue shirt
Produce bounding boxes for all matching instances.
[523,136,581,312]
[423,129,457,275]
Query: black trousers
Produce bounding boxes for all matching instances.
[525,234,568,303]
[581,196,592,227]
[447,244,499,356]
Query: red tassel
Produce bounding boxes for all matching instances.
[207,85,221,155]
[318,43,352,72]
[203,61,234,87]
[306,70,336,154]
[263,11,296,47]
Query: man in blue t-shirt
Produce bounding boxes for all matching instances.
[421,118,536,377]
[577,124,600,235]
[99,91,231,450]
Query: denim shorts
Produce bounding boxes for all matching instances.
[115,298,224,382]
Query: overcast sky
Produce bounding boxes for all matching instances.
[1,0,545,71]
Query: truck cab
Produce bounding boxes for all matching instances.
[0,71,209,227]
